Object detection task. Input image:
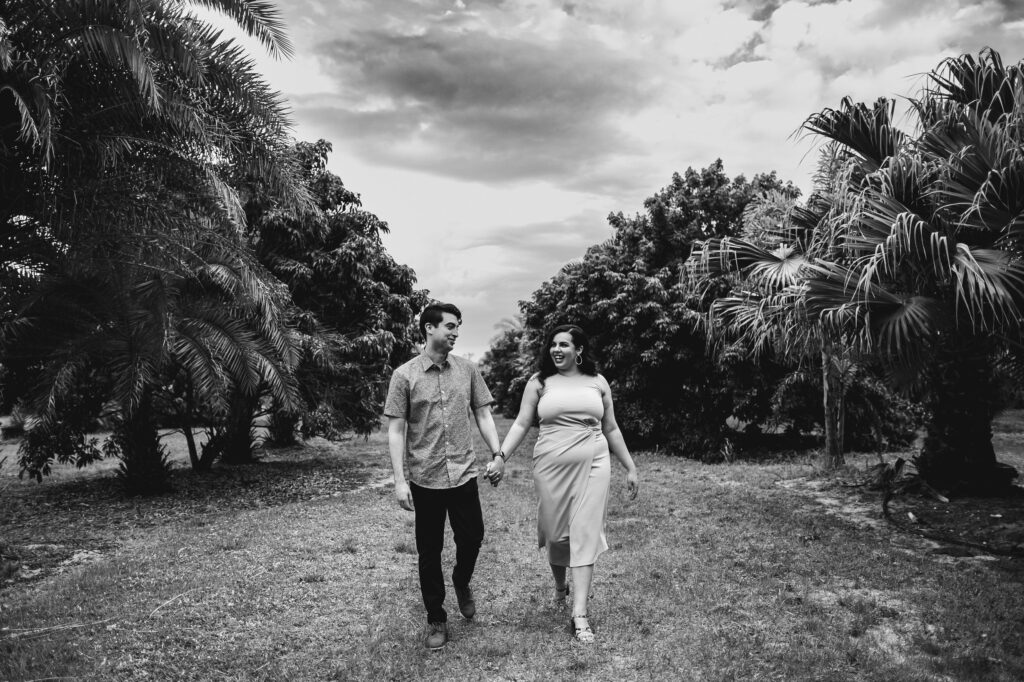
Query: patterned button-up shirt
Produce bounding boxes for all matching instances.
[384,352,494,489]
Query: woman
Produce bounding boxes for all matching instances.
[490,324,639,643]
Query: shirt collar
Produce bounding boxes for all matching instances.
[417,352,450,372]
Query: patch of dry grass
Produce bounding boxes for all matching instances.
[1,417,1023,680]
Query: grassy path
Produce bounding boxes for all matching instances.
[2,420,1023,680]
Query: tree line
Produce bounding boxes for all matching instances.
[0,1,426,494]
[482,49,1024,495]
[3,4,1021,497]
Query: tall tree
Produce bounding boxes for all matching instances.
[800,50,1024,492]
[688,189,916,469]
[0,0,304,492]
[243,140,427,448]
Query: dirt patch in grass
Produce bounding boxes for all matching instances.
[778,464,1024,564]
[766,410,1024,563]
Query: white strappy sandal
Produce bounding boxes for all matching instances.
[571,614,595,643]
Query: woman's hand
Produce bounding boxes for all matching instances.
[485,455,505,487]
[626,469,639,500]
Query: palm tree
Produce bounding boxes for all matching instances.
[800,49,1024,492]
[688,189,861,469]
[10,244,299,492]
[1,1,306,492]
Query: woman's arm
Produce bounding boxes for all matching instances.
[498,376,542,458]
[598,375,639,499]
[485,376,541,485]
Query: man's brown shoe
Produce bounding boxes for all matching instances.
[455,585,476,619]
[425,621,448,650]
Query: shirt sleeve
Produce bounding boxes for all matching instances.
[468,363,495,410]
[383,370,410,419]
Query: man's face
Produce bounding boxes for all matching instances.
[426,312,460,352]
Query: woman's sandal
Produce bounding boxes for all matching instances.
[553,585,569,608]
[571,614,595,643]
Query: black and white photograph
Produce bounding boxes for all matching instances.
[2,0,1024,679]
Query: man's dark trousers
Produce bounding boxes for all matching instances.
[410,478,484,623]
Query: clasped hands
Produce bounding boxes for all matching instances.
[485,455,505,487]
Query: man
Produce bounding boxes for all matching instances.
[384,302,505,650]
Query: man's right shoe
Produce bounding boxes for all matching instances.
[425,621,448,650]
[455,585,476,619]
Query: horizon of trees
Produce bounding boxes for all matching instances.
[2,4,1020,499]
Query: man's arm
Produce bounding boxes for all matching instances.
[473,405,505,485]
[473,405,502,454]
[387,417,414,511]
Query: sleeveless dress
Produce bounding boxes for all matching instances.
[533,373,611,567]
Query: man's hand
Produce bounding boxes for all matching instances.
[485,456,505,487]
[395,481,414,511]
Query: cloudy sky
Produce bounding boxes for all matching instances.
[212,0,1024,358]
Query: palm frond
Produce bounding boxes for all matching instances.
[926,48,1019,124]
[0,84,42,147]
[68,24,162,109]
[801,97,905,171]
[951,246,1024,330]
[873,295,943,360]
[167,328,231,413]
[187,0,294,60]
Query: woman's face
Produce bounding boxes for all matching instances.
[549,331,580,372]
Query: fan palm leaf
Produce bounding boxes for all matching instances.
[925,48,1019,123]
[801,97,905,172]
[951,246,1024,329]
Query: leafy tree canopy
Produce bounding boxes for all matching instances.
[246,140,428,439]
[508,161,798,455]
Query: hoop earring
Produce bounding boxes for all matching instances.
[575,353,583,366]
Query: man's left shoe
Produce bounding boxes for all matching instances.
[455,585,476,619]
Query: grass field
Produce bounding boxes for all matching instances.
[1,416,1023,681]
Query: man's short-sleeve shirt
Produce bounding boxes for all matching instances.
[384,353,494,489]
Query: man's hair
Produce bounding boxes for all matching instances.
[418,302,462,341]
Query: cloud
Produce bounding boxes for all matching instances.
[301,3,656,183]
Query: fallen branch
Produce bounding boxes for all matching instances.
[149,589,196,618]
[0,618,114,640]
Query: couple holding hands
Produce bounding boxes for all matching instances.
[385,303,639,650]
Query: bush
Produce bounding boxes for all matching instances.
[17,421,104,482]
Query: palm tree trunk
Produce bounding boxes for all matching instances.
[221,391,259,464]
[116,391,171,495]
[917,339,1018,493]
[180,376,200,471]
[267,407,299,447]
[820,346,846,470]
[183,426,199,471]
